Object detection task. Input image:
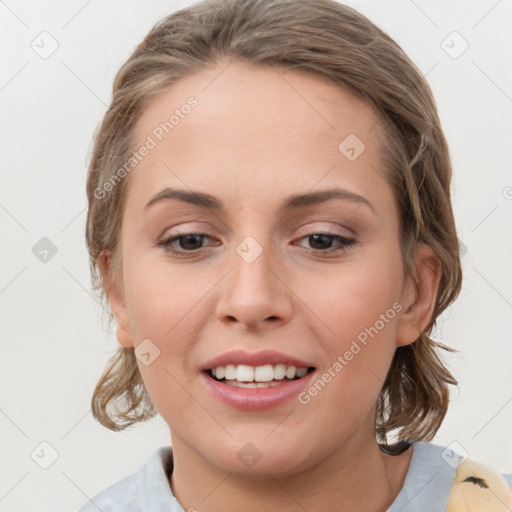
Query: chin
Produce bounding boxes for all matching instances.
[204,438,312,478]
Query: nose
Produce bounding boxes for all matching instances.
[215,240,293,332]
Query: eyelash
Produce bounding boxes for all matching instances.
[157,231,357,257]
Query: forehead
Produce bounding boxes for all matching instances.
[126,59,392,215]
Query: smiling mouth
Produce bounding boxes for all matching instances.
[205,367,316,388]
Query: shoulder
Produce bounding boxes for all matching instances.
[77,471,140,512]
[446,456,512,512]
[77,446,174,512]
[387,441,462,511]
[387,441,512,512]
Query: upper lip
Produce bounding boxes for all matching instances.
[200,349,315,371]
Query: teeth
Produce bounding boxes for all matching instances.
[236,364,255,381]
[211,364,309,382]
[223,380,289,388]
[225,364,236,380]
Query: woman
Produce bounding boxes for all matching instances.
[80,0,512,510]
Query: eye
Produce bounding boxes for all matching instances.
[157,231,356,257]
[157,232,213,255]
[295,233,357,254]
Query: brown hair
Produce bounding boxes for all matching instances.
[85,0,462,451]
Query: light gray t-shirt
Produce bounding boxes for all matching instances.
[77,441,512,512]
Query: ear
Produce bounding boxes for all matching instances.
[395,243,441,348]
[97,250,135,349]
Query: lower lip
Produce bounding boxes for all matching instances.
[200,370,316,410]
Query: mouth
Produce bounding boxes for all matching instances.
[203,365,316,388]
[201,363,317,410]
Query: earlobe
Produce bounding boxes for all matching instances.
[395,244,441,348]
[97,250,135,349]
[114,322,134,349]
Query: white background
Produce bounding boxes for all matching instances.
[1,0,511,510]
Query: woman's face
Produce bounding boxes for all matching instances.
[105,59,438,476]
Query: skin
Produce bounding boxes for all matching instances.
[99,58,441,511]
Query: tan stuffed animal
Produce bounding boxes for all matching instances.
[446,458,512,511]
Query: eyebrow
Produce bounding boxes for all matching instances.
[144,186,376,215]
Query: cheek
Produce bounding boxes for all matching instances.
[122,259,202,416]
[122,250,201,341]
[121,253,211,396]
[313,254,401,332]
[303,252,402,389]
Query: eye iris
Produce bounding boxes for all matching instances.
[179,234,204,250]
[309,234,333,250]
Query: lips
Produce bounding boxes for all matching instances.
[199,349,315,372]
[200,367,317,410]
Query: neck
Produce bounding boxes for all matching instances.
[168,424,412,512]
